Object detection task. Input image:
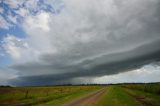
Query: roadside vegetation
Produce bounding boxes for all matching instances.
[122,83,160,94]
[122,83,160,106]
[0,86,102,106]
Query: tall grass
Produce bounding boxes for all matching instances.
[122,83,160,95]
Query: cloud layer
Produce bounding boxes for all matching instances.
[1,0,160,86]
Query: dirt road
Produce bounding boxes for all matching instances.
[62,88,106,106]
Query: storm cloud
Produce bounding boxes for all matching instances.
[1,0,160,86]
[10,39,160,86]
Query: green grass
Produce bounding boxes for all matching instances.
[96,86,139,106]
[122,83,160,94]
[0,86,102,106]
[123,87,160,106]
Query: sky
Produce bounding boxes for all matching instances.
[0,0,160,86]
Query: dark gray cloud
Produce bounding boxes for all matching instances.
[10,39,160,86]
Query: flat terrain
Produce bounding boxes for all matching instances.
[0,83,160,106]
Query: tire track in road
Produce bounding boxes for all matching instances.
[62,88,106,106]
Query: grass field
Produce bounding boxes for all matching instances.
[122,83,160,94]
[0,86,102,106]
[122,83,160,106]
[0,83,160,106]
